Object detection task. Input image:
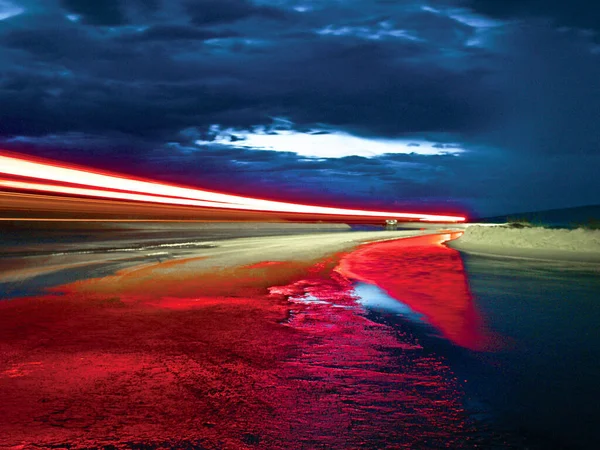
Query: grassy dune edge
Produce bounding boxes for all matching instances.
[450,225,600,263]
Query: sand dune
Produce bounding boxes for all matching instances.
[449,225,600,263]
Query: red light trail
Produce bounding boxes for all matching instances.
[0,179,253,210]
[0,152,466,222]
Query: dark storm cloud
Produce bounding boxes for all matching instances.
[0,0,599,215]
[61,0,127,25]
[2,25,134,61]
[257,39,493,136]
[0,2,495,139]
[464,0,600,31]
[121,25,237,42]
[59,0,161,25]
[185,0,287,25]
[481,24,600,156]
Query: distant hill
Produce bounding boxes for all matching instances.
[478,204,600,228]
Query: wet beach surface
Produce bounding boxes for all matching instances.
[2,227,448,448]
[0,221,357,257]
[0,222,354,300]
[1,227,598,448]
[456,256,600,449]
[355,248,600,449]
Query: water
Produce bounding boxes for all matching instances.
[356,253,600,449]
[3,228,598,448]
[460,255,600,449]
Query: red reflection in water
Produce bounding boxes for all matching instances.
[0,240,479,448]
[268,270,472,448]
[337,232,492,350]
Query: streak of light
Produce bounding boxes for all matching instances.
[0,153,466,222]
[0,219,244,222]
[0,179,256,210]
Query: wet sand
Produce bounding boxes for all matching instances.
[3,222,597,448]
[0,222,358,299]
[0,228,483,449]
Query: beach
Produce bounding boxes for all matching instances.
[448,225,600,263]
[2,226,477,449]
[0,222,375,294]
[2,222,599,448]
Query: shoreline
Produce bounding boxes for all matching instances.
[0,229,434,300]
[447,240,600,264]
[448,225,600,264]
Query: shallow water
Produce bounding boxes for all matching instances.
[460,255,600,449]
[355,251,600,449]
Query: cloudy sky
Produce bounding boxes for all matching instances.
[1,0,599,216]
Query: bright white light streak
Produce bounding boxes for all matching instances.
[0,153,465,222]
[0,179,251,210]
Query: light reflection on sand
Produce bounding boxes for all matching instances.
[0,232,494,448]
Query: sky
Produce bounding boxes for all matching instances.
[0,0,599,217]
